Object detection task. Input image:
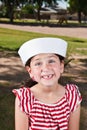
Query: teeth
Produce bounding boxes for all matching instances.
[42,74,53,79]
[48,75,53,78]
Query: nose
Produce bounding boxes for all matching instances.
[42,62,50,71]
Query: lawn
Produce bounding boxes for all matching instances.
[0,27,87,55]
[0,27,87,130]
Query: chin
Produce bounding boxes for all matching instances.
[41,82,55,87]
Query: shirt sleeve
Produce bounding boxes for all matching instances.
[12,87,32,115]
[66,84,82,112]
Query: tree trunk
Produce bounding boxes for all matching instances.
[7,2,15,23]
[37,3,41,21]
[9,6,14,23]
[78,10,81,23]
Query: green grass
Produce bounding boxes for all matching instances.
[0,18,87,27]
[0,27,87,130]
[0,27,47,51]
[0,27,87,56]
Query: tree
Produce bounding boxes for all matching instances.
[1,0,26,23]
[1,0,67,23]
[6,0,16,23]
[30,0,57,21]
[32,0,68,21]
[68,0,87,23]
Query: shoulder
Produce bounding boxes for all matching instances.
[66,84,81,96]
[65,84,82,112]
[66,84,78,91]
[12,87,31,99]
[12,87,34,114]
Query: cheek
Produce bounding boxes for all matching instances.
[54,63,64,73]
[30,68,40,79]
[60,63,64,73]
[53,63,60,69]
[31,68,39,74]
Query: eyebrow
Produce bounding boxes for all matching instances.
[32,54,57,61]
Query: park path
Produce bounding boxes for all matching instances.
[0,23,87,39]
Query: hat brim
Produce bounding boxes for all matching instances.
[18,37,67,65]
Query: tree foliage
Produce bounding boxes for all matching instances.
[68,0,87,23]
[32,0,57,20]
[1,0,20,22]
[0,0,69,22]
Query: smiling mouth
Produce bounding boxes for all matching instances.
[42,74,54,80]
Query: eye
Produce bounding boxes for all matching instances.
[48,59,56,63]
[34,62,42,66]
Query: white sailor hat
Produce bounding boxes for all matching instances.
[18,37,67,65]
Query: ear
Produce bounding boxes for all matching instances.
[25,66,33,78]
[60,61,64,74]
[25,66,31,73]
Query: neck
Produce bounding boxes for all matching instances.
[37,83,60,93]
[30,83,65,104]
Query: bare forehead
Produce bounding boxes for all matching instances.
[31,53,58,61]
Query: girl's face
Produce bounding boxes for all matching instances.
[26,53,64,87]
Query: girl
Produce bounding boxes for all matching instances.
[13,37,82,130]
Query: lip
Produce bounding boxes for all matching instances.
[41,74,54,80]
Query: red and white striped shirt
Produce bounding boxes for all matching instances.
[13,84,82,130]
